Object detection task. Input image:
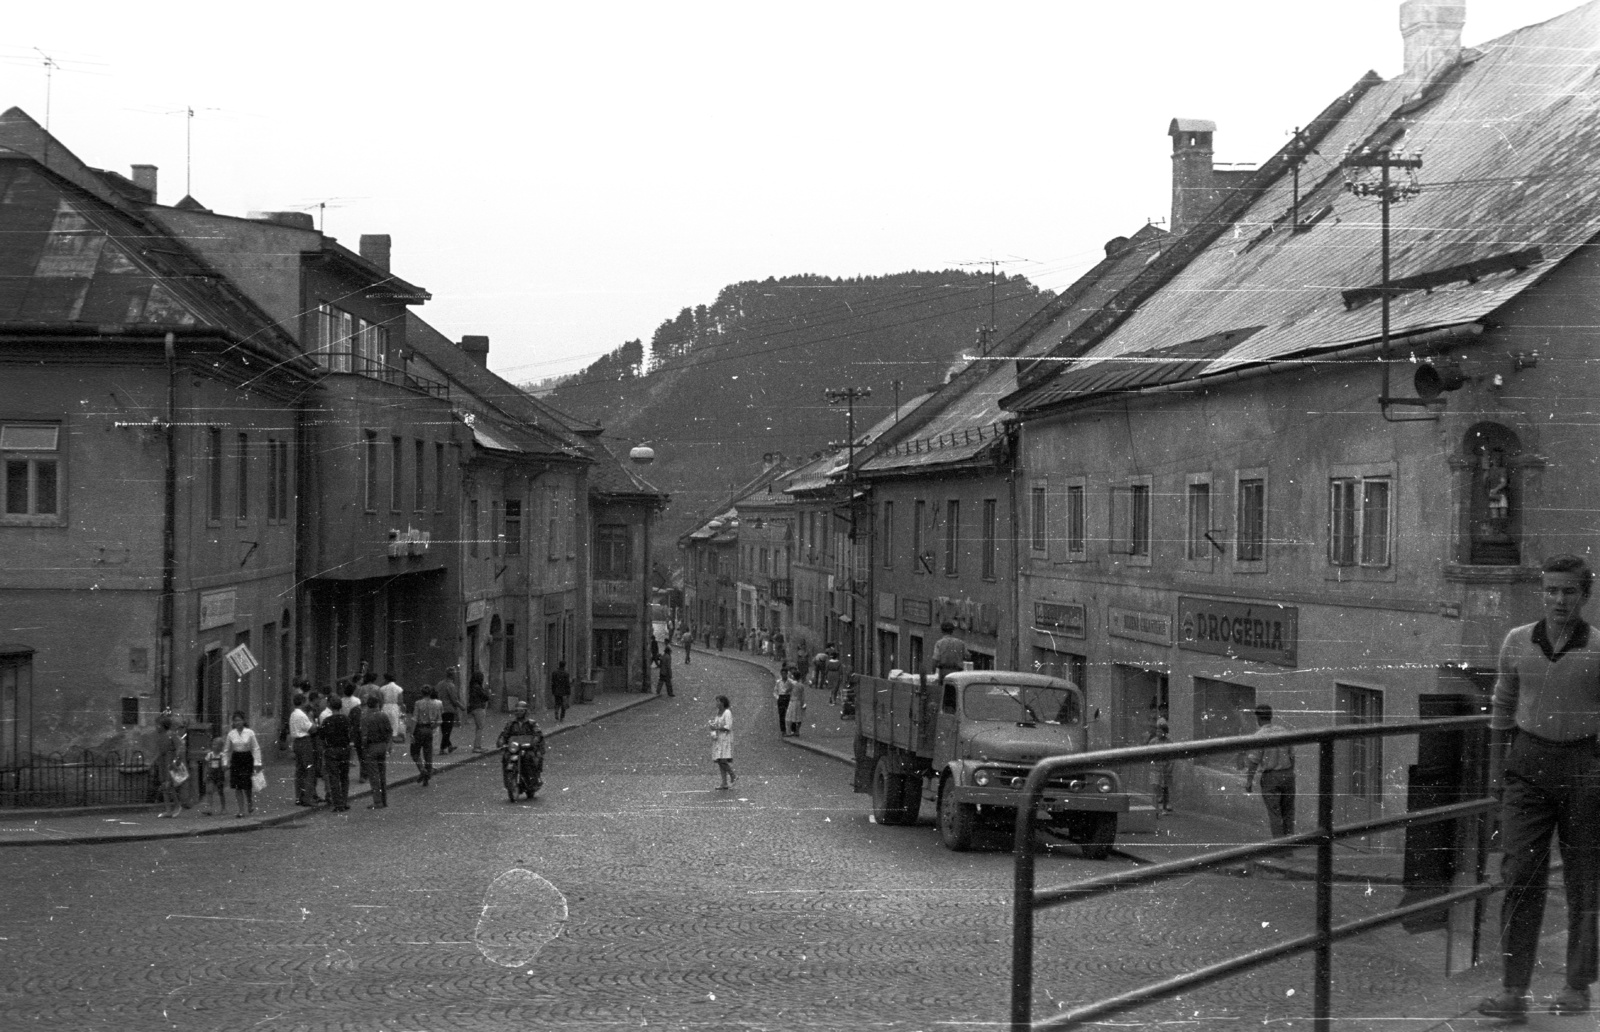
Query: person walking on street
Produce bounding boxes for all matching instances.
[360,694,392,809]
[1477,554,1600,1021]
[378,672,406,748]
[153,713,185,818]
[812,648,828,691]
[773,666,796,736]
[226,711,262,818]
[550,661,572,722]
[1243,704,1295,836]
[682,630,693,666]
[708,695,735,789]
[467,670,491,752]
[933,622,971,681]
[657,644,674,697]
[410,687,442,785]
[434,667,463,754]
[319,700,353,811]
[785,667,808,737]
[825,645,842,704]
[289,694,318,806]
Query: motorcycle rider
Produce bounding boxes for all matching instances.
[497,699,545,792]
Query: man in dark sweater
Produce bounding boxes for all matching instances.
[1478,554,1600,1021]
[550,661,572,722]
[359,694,393,809]
[318,701,353,812]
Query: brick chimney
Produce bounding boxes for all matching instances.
[359,234,392,272]
[460,335,489,368]
[130,164,157,201]
[1169,118,1218,237]
[1401,1,1465,81]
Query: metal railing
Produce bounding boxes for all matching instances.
[0,750,158,807]
[1011,714,1494,1031]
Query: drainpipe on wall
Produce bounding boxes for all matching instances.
[1006,433,1021,672]
[160,331,177,714]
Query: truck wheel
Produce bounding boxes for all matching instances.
[1080,813,1118,860]
[872,757,907,825]
[938,779,975,851]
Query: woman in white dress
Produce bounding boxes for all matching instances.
[708,695,735,790]
[377,675,406,745]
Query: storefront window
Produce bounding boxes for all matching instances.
[1192,676,1256,771]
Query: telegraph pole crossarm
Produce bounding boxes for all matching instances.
[1342,145,1435,421]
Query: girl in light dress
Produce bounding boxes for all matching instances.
[708,695,735,790]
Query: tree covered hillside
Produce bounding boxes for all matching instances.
[537,270,1051,546]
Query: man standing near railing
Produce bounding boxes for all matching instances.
[1243,704,1294,837]
[1477,553,1600,1022]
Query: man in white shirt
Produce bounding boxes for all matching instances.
[288,696,317,807]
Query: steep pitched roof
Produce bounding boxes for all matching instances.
[861,225,1167,474]
[1006,3,1600,413]
[406,313,665,502]
[0,108,307,369]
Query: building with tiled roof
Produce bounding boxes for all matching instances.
[0,107,319,759]
[1001,0,1600,832]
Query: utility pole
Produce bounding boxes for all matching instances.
[1342,144,1428,421]
[889,379,905,423]
[825,386,871,675]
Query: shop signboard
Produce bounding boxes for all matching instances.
[199,588,236,631]
[1108,606,1172,646]
[901,597,931,626]
[1032,601,1086,639]
[1178,595,1298,667]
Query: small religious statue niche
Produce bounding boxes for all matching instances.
[1465,423,1521,565]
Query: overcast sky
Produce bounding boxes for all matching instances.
[2,1,1581,385]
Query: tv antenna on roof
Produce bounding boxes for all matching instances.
[33,48,55,129]
[158,106,222,198]
[293,198,367,233]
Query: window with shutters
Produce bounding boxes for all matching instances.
[1109,479,1152,565]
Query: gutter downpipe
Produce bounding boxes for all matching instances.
[160,331,177,714]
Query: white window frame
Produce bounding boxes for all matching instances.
[1062,477,1087,562]
[1233,468,1268,574]
[1184,473,1216,569]
[1,421,64,526]
[1326,462,1397,579]
[1109,476,1153,567]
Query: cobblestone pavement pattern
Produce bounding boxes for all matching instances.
[0,654,1520,1030]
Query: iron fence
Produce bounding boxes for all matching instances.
[1011,713,1495,1032]
[0,750,159,808]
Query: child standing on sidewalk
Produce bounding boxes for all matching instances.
[202,734,228,815]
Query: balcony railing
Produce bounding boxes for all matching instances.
[318,353,449,399]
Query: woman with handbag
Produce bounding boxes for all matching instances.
[225,710,263,818]
[153,713,186,818]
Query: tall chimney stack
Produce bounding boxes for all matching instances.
[131,164,158,201]
[460,335,490,368]
[1168,118,1217,237]
[359,234,392,272]
[1400,0,1465,82]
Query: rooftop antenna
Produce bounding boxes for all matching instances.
[293,197,366,233]
[33,48,54,129]
[161,106,221,198]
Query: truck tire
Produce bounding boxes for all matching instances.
[872,757,909,826]
[1080,812,1118,860]
[937,778,975,851]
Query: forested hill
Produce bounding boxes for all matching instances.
[535,269,1051,548]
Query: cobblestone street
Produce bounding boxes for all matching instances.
[0,654,1505,1031]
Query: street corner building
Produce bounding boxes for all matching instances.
[0,107,317,761]
[0,106,667,781]
[996,0,1600,832]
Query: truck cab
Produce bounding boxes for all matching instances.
[856,670,1129,856]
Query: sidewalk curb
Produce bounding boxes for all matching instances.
[0,693,659,847]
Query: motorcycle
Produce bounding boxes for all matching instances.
[501,733,544,802]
